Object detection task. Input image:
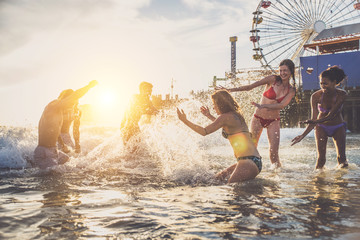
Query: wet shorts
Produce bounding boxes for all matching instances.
[33,146,69,169]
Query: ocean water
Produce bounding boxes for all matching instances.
[1,107,360,239]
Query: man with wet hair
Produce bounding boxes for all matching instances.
[120,81,158,146]
[33,80,98,169]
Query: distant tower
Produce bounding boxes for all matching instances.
[229,36,237,78]
[171,78,174,99]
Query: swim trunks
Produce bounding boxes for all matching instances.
[33,146,69,169]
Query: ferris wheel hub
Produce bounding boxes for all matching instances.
[313,20,326,33]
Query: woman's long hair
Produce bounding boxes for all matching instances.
[211,90,242,116]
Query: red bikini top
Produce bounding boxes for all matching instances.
[263,84,290,103]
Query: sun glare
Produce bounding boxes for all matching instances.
[78,78,138,126]
[100,90,116,106]
[82,86,132,126]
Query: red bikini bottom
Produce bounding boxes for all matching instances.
[254,114,280,128]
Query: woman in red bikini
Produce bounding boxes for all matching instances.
[218,59,296,168]
[291,66,348,169]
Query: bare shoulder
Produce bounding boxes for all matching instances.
[266,74,277,83]
[221,112,244,123]
[257,74,276,85]
[44,100,61,112]
[311,90,322,97]
[216,112,233,122]
[289,85,296,94]
[336,88,347,96]
[310,90,322,101]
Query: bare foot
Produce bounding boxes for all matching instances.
[269,161,282,170]
[215,172,226,182]
[338,161,349,168]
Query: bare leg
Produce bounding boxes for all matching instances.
[315,125,328,169]
[332,125,347,167]
[215,163,237,181]
[249,116,263,147]
[266,120,281,167]
[228,160,259,183]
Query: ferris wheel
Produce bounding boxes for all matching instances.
[250,0,360,71]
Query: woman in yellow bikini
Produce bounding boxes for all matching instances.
[218,59,296,168]
[177,90,261,183]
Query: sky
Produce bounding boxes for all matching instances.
[0,0,260,126]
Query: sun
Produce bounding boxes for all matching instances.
[84,87,132,126]
[100,90,116,106]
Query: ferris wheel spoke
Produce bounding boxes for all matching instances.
[280,0,313,25]
[260,33,303,41]
[325,0,353,22]
[321,0,348,23]
[258,28,304,34]
[279,0,309,23]
[302,0,315,21]
[261,36,302,54]
[328,14,360,26]
[258,29,304,36]
[313,0,320,18]
[261,11,303,25]
[266,38,304,65]
[319,0,339,20]
[308,0,320,20]
[268,1,306,26]
[318,0,334,21]
[325,1,357,25]
[296,0,314,22]
[262,17,307,29]
[290,0,318,27]
[257,23,304,31]
[262,8,304,27]
[263,35,303,55]
[258,28,303,37]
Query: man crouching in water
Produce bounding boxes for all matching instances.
[33,80,98,169]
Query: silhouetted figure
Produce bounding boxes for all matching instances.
[33,80,97,169]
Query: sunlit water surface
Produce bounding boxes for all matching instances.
[1,106,360,239]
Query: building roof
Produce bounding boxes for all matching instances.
[314,22,360,41]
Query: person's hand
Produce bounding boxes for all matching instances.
[200,106,210,117]
[176,108,187,122]
[251,102,263,109]
[61,145,70,153]
[291,135,304,146]
[301,119,316,124]
[214,85,227,91]
[88,80,98,88]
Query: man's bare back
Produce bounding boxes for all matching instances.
[34,80,97,169]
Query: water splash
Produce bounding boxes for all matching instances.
[0,98,359,186]
[0,126,37,169]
